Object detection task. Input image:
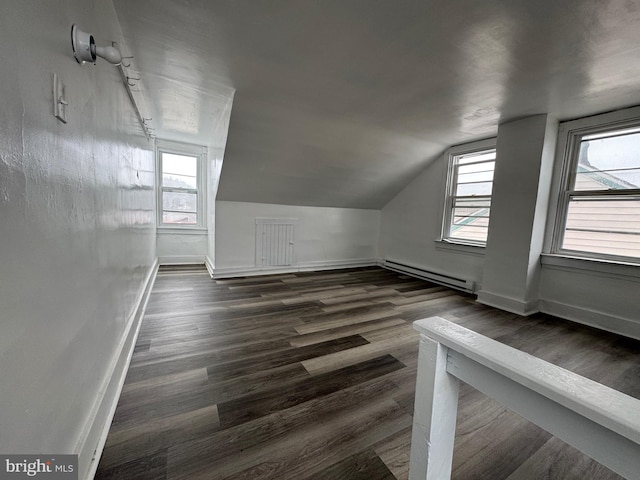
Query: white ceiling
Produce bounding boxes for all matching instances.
[113,0,640,209]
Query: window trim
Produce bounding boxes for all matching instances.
[440,138,497,247]
[549,106,640,264]
[156,139,208,231]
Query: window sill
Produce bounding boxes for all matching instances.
[434,239,486,257]
[157,226,208,235]
[540,253,640,281]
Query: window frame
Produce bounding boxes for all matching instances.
[440,138,497,247]
[156,139,208,231]
[550,108,640,264]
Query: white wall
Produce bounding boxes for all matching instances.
[215,201,380,273]
[157,232,208,263]
[0,0,155,477]
[478,115,557,315]
[539,261,640,339]
[379,155,486,288]
[207,95,234,270]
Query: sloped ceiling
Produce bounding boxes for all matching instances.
[113,0,640,209]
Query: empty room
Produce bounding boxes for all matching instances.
[1,1,639,479]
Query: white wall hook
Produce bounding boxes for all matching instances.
[53,73,68,123]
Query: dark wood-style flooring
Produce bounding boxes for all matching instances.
[95,266,640,479]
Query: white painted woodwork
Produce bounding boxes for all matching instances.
[255,219,296,267]
[0,2,155,479]
[409,336,459,480]
[410,317,640,480]
[211,259,378,279]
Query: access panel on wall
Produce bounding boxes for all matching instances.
[255,218,297,267]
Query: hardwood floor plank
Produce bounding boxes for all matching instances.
[301,331,417,375]
[309,448,397,480]
[318,288,398,306]
[193,398,412,480]
[505,437,623,480]
[216,354,405,428]
[95,449,167,480]
[129,330,365,384]
[289,317,407,347]
[207,300,322,321]
[166,378,402,479]
[207,362,310,404]
[110,380,218,431]
[295,306,400,334]
[99,405,219,469]
[206,334,370,384]
[374,427,412,480]
[611,362,640,398]
[117,368,209,412]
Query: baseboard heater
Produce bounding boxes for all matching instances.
[383,260,475,293]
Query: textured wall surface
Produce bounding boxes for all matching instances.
[157,232,208,261]
[379,154,486,287]
[208,95,234,267]
[0,0,155,463]
[215,201,380,270]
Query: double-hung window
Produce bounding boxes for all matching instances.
[156,140,207,229]
[553,119,640,261]
[442,141,496,245]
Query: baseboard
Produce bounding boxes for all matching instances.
[158,255,206,265]
[76,258,159,480]
[476,290,540,316]
[205,255,215,277]
[539,299,640,341]
[381,259,475,293]
[211,258,379,278]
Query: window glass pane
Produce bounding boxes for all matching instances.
[163,191,197,214]
[574,130,640,191]
[455,160,495,196]
[458,162,495,180]
[458,151,496,165]
[444,147,495,245]
[455,181,493,196]
[157,145,204,228]
[163,172,197,189]
[450,198,491,242]
[162,153,198,177]
[562,196,640,258]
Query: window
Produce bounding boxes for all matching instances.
[442,141,496,245]
[156,141,207,229]
[553,120,640,261]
